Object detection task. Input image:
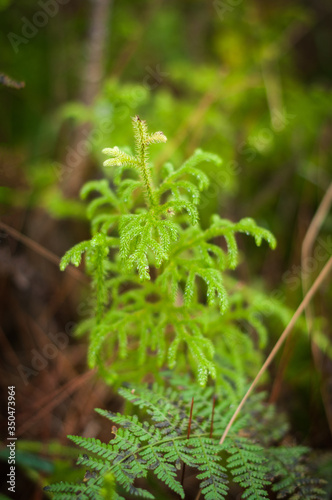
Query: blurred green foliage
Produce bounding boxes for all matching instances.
[1,0,332,496]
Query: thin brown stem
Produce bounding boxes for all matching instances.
[301,182,332,436]
[0,221,87,284]
[181,397,194,488]
[219,255,332,446]
[270,183,332,404]
[17,369,96,436]
[301,182,332,296]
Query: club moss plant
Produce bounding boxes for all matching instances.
[46,117,326,499]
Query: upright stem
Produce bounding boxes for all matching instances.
[135,117,156,208]
[181,397,194,487]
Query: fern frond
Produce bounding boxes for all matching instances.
[44,479,104,499]
[68,435,116,461]
[49,383,230,499]
[118,386,184,436]
[267,446,327,500]
[48,381,326,500]
[190,436,229,500]
[227,436,271,499]
[77,453,109,474]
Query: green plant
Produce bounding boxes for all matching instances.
[45,379,326,499]
[47,118,326,499]
[60,116,276,387]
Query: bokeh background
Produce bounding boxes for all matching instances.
[1,0,332,498]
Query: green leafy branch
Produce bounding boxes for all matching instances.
[59,117,278,386]
[45,382,326,500]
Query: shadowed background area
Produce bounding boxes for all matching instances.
[0,0,332,498]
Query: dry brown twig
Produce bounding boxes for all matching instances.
[16,369,96,437]
[301,182,332,436]
[219,254,332,446]
[0,220,87,284]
